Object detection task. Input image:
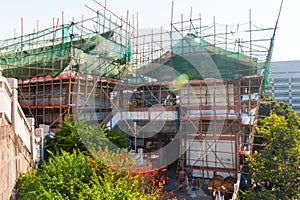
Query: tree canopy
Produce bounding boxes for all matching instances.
[15,117,158,200]
[16,150,156,200]
[44,117,130,160]
[239,100,300,199]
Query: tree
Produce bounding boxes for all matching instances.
[239,101,300,199]
[16,150,157,200]
[44,117,88,160]
[44,117,130,160]
[102,125,130,149]
[16,117,158,199]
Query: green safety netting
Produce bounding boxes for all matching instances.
[261,38,274,96]
[138,33,260,81]
[0,21,132,80]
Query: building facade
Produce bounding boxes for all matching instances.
[266,60,300,115]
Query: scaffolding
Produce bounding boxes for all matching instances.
[0,1,278,182]
[0,2,134,128]
[125,4,277,181]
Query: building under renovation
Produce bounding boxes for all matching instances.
[0,1,277,186]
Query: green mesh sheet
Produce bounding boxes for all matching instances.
[262,38,274,96]
[0,23,132,80]
[137,33,259,81]
[170,34,258,80]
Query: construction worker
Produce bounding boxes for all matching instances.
[212,187,218,200]
[178,168,185,192]
[212,186,225,200]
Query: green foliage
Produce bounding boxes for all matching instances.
[74,119,110,152]
[258,97,300,126]
[44,118,87,160]
[16,150,157,200]
[44,117,130,160]
[240,101,300,199]
[16,117,156,199]
[238,187,276,200]
[258,96,276,118]
[16,151,96,199]
[102,125,130,149]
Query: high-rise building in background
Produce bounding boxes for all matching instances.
[266,60,300,115]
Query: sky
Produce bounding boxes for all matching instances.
[0,0,298,62]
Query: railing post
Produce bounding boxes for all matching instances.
[27,118,35,161]
[35,128,44,162]
[7,78,18,132]
[39,124,50,161]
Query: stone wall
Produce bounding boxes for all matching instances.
[0,69,38,200]
[0,115,33,200]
